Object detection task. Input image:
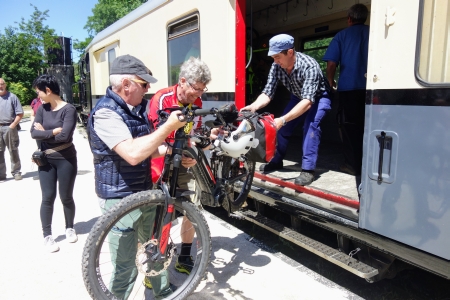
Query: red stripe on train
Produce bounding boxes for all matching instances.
[254,172,360,209]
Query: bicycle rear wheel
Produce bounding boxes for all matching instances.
[82,190,211,300]
[221,155,255,212]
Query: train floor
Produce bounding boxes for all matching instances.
[255,136,361,201]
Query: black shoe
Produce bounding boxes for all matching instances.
[175,256,194,274]
[294,171,315,186]
[259,161,283,172]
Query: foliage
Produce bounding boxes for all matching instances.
[84,0,147,36]
[73,0,147,61]
[0,5,59,105]
[7,82,33,104]
[303,36,340,82]
[73,37,93,61]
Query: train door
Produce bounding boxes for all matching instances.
[360,0,450,259]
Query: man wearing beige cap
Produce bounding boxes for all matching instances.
[241,34,332,186]
[87,54,195,299]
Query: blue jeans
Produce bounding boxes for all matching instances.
[271,93,331,171]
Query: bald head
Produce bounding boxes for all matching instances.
[0,78,7,96]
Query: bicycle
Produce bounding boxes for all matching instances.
[82,104,258,299]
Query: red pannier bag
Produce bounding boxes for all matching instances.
[247,113,277,163]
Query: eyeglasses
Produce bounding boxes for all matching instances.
[187,81,208,93]
[130,78,149,89]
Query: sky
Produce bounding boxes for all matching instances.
[1,0,97,42]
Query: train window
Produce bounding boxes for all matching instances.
[167,14,200,85]
[416,0,450,85]
[108,48,116,77]
[302,35,339,85]
[303,36,334,73]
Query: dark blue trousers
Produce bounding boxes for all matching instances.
[271,93,331,171]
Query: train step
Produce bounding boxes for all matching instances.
[235,209,379,279]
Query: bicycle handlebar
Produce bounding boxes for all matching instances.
[192,108,213,116]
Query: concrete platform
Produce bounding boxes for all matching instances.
[0,119,361,300]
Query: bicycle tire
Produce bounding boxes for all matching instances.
[82,190,211,300]
[221,154,255,212]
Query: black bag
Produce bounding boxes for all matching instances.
[31,143,73,167]
[32,150,48,166]
[246,113,277,163]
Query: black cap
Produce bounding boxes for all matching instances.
[110,54,157,83]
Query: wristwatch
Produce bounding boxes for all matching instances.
[281,116,287,126]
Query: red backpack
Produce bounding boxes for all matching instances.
[247,113,277,163]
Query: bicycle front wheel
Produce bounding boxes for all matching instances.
[82,190,211,300]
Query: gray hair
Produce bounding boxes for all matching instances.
[110,74,135,90]
[348,4,368,24]
[179,57,211,85]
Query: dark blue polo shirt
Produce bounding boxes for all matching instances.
[323,23,369,91]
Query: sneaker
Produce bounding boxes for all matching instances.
[175,256,194,274]
[14,173,22,181]
[65,228,78,243]
[294,171,315,186]
[259,161,283,172]
[143,277,152,289]
[44,236,60,253]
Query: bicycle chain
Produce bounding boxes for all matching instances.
[135,239,176,277]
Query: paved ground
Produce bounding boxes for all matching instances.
[0,119,361,300]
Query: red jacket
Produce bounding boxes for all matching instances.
[147,84,202,182]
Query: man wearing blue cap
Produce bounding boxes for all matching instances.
[241,34,332,185]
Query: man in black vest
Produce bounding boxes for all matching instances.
[88,55,195,299]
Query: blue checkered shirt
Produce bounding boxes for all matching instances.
[261,52,330,103]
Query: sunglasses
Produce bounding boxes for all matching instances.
[187,81,208,93]
[130,78,149,88]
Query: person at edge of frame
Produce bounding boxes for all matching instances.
[323,3,370,176]
[241,34,332,186]
[87,54,196,299]
[147,56,214,280]
[0,77,24,181]
[30,96,44,148]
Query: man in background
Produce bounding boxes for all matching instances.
[323,3,370,176]
[0,78,23,181]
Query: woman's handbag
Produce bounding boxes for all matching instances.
[31,143,73,166]
[32,150,48,166]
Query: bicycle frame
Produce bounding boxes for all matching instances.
[148,105,254,261]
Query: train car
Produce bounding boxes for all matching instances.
[77,0,450,282]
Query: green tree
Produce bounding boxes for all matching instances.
[74,0,147,61]
[0,5,59,105]
[85,0,147,36]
